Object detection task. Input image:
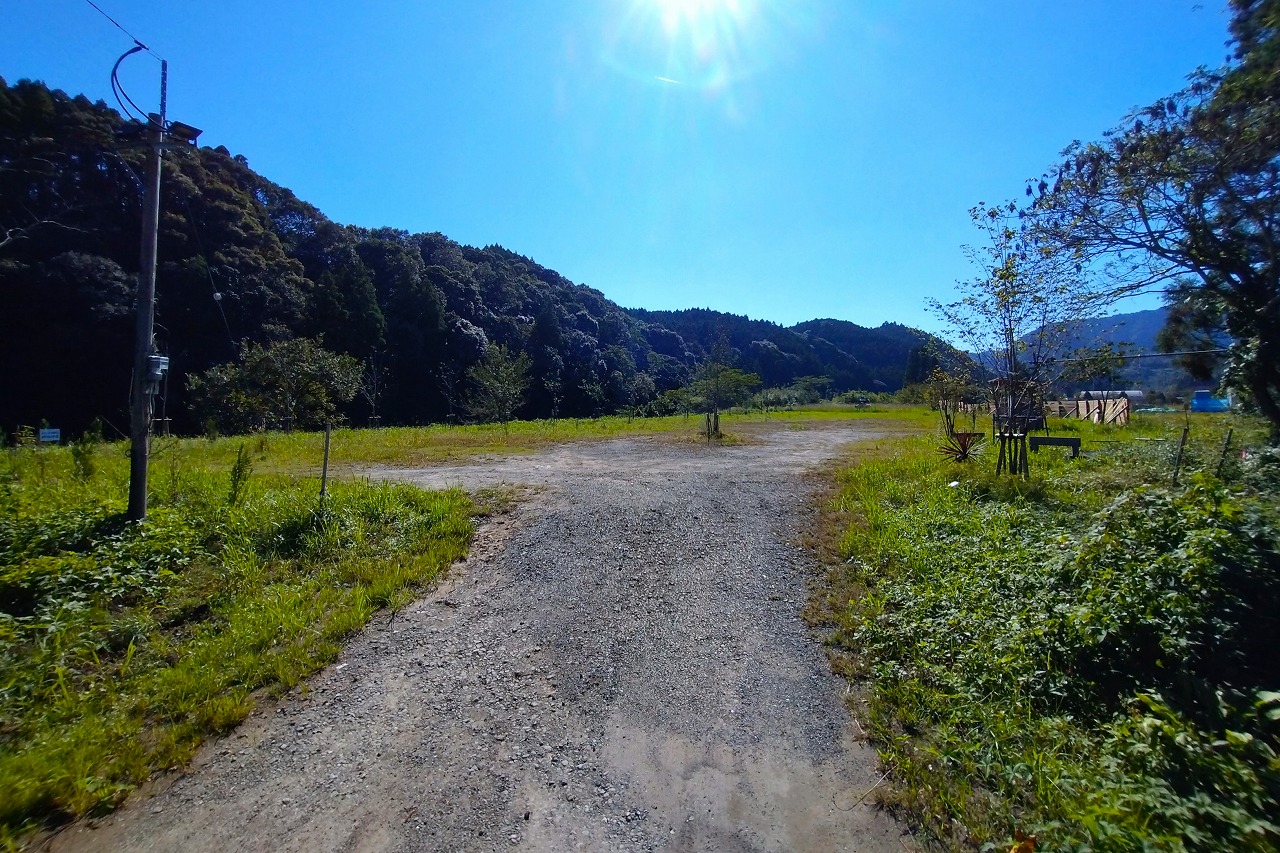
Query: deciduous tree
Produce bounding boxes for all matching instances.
[187,337,361,433]
[1026,0,1280,435]
[465,344,531,431]
[930,204,1108,427]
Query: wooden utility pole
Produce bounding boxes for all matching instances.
[126,61,203,521]
[126,99,165,522]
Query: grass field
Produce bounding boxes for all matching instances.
[0,433,484,847]
[0,405,917,847]
[125,405,928,475]
[11,403,1261,850]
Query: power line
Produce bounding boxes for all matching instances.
[89,0,164,124]
[177,179,239,354]
[1051,348,1229,364]
[83,0,158,57]
[110,46,147,122]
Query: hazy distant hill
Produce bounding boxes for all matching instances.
[1062,307,1168,353]
[1053,307,1217,396]
[791,319,954,388]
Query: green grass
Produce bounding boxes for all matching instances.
[822,412,1280,852]
[0,439,479,847]
[132,407,928,476]
[14,404,1230,848]
[0,407,914,846]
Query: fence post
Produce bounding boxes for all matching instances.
[1171,426,1190,488]
[1215,427,1234,479]
[320,423,332,500]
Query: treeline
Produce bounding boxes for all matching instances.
[1,77,949,437]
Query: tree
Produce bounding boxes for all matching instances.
[788,375,832,404]
[655,387,695,418]
[902,346,940,387]
[688,334,762,418]
[930,204,1108,428]
[186,337,361,434]
[358,349,388,425]
[0,80,116,255]
[690,365,761,415]
[525,302,566,418]
[628,372,657,410]
[305,263,385,358]
[465,344,531,431]
[1026,0,1280,436]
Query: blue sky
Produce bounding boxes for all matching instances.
[4,1,1233,334]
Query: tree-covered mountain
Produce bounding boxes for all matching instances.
[1,77,951,436]
[627,309,948,392]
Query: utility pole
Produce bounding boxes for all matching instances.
[126,60,199,522]
[126,79,165,521]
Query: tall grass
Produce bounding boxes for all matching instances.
[0,440,476,846]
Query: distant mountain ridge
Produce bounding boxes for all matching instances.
[1046,306,1211,396]
[626,308,953,393]
[1062,307,1168,354]
[1,77,962,434]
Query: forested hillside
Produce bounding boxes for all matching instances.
[627,309,940,392]
[1,77,947,436]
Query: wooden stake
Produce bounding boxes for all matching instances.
[1171,426,1190,488]
[320,424,332,499]
[1215,427,1234,479]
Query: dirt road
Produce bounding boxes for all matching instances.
[51,420,914,852]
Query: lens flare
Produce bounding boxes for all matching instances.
[600,0,819,96]
[654,0,746,35]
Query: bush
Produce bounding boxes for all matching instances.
[831,434,1280,851]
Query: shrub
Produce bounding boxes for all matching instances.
[831,433,1280,851]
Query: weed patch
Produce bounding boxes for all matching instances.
[825,417,1280,851]
[0,444,475,846]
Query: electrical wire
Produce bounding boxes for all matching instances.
[91,0,165,125]
[107,151,144,195]
[177,174,239,354]
[1050,348,1229,364]
[110,45,147,122]
[83,0,157,57]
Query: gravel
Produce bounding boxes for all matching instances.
[49,420,915,853]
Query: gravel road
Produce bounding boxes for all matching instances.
[50,420,915,853]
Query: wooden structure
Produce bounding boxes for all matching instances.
[994,419,1032,477]
[1043,397,1130,425]
[1029,435,1082,458]
[989,378,1046,436]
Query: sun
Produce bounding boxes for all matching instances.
[654,0,737,20]
[652,0,747,35]
[601,0,806,96]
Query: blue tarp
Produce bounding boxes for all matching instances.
[1190,390,1230,412]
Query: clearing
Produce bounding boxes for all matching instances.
[48,419,915,853]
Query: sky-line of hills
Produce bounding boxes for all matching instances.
[0,77,1185,436]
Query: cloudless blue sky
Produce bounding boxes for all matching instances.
[3,1,1234,334]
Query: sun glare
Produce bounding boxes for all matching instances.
[654,0,745,34]
[600,0,816,102]
[635,0,762,93]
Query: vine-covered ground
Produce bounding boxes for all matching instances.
[825,414,1280,851]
